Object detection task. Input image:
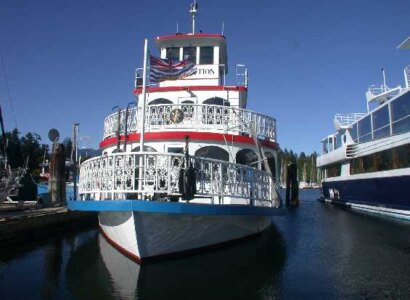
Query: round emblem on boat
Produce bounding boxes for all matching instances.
[169,108,184,124]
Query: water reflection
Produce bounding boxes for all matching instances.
[65,225,287,300]
[137,225,286,300]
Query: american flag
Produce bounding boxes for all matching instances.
[149,55,195,83]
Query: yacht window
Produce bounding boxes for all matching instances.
[391,92,410,134]
[334,133,341,149]
[358,115,372,142]
[350,123,358,143]
[148,98,173,105]
[199,47,214,64]
[373,105,390,139]
[203,97,230,106]
[166,47,180,61]
[167,147,184,154]
[325,163,341,178]
[131,146,157,152]
[350,144,410,174]
[322,141,328,154]
[328,137,334,152]
[183,47,197,62]
[264,152,276,178]
[236,149,258,167]
[195,146,229,161]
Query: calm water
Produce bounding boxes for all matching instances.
[1,189,410,299]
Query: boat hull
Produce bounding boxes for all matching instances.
[320,173,410,220]
[99,210,272,262]
[67,199,282,263]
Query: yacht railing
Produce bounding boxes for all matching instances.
[404,65,410,89]
[103,104,277,142]
[78,152,276,207]
[334,113,366,129]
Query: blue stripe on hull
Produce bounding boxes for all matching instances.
[67,199,284,216]
[321,175,410,211]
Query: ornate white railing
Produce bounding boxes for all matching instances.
[103,104,276,142]
[78,152,276,206]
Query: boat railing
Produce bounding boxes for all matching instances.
[77,152,276,207]
[366,84,402,104]
[334,113,366,129]
[404,65,410,89]
[103,104,276,142]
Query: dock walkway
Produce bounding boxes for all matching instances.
[0,205,97,245]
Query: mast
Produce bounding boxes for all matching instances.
[189,1,198,34]
[0,105,7,165]
[138,39,149,199]
[139,39,149,153]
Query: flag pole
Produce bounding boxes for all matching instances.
[139,38,148,199]
[140,38,148,153]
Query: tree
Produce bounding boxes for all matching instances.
[63,138,73,160]
[5,128,24,169]
[21,132,43,173]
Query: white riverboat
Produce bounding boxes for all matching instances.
[317,38,410,220]
[68,3,283,263]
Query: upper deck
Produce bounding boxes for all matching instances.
[102,103,277,143]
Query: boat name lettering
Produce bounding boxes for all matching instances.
[193,68,215,75]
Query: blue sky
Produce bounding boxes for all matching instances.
[0,0,409,154]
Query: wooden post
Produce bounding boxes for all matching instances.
[49,143,66,205]
[286,163,299,207]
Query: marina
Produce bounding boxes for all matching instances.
[1,190,410,299]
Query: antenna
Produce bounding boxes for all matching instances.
[189,1,198,34]
[382,68,387,92]
[176,21,179,33]
[221,21,225,35]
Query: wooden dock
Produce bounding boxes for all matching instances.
[0,205,97,245]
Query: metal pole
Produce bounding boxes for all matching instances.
[123,102,134,152]
[116,107,121,151]
[140,39,148,153]
[382,68,387,92]
[73,123,79,200]
[139,39,149,199]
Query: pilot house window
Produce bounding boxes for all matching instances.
[183,47,197,62]
[200,47,213,64]
[166,47,180,61]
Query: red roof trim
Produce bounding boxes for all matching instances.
[156,34,225,41]
[100,131,278,150]
[133,85,247,95]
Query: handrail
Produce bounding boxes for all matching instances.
[78,152,276,207]
[334,113,366,129]
[103,104,277,142]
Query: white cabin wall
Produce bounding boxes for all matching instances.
[144,90,242,107]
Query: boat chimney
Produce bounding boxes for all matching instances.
[189,1,198,34]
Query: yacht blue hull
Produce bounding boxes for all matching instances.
[320,175,410,220]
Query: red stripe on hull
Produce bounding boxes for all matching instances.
[133,85,247,95]
[100,131,278,150]
[99,226,142,264]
